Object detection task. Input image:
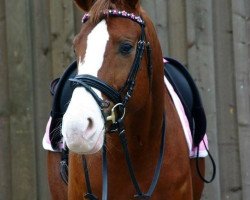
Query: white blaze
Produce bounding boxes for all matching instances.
[78,20,109,76]
[62,20,109,154]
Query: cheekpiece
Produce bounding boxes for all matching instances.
[82,9,145,26]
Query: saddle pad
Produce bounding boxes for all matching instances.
[164,75,208,158]
[164,58,207,146]
[43,65,208,157]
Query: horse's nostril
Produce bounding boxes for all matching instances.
[87,118,94,130]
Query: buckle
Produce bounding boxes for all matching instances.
[106,103,125,124]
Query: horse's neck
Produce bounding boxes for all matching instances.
[126,72,165,150]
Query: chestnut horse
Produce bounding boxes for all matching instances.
[47,0,205,199]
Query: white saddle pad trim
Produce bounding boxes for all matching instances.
[164,77,208,158]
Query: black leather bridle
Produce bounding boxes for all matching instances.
[69,10,166,200]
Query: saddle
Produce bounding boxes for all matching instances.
[48,57,206,150]
[164,57,206,146]
[49,61,77,149]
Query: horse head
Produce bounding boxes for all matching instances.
[62,0,164,155]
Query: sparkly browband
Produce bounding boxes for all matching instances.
[82,9,145,26]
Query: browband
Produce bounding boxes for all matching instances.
[82,9,145,27]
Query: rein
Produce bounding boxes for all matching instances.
[69,10,166,200]
[83,115,166,200]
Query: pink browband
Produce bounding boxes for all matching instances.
[82,9,145,26]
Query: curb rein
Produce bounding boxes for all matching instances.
[69,10,167,200]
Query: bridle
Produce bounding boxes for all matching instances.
[72,10,151,124]
[69,9,166,200]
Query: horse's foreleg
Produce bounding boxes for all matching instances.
[190,158,205,200]
[68,153,86,200]
[47,151,68,200]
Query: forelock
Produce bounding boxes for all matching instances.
[89,0,114,24]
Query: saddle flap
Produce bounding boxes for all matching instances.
[49,61,77,149]
[164,57,207,146]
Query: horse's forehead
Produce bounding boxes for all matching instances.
[78,20,109,75]
[77,17,140,41]
[75,17,142,71]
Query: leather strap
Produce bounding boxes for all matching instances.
[70,75,122,105]
[83,157,98,200]
[83,114,166,200]
[195,140,216,183]
[102,138,108,200]
[119,27,147,106]
[118,114,166,199]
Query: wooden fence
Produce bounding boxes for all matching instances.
[0,0,249,199]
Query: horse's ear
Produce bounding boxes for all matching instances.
[125,0,140,9]
[74,0,95,11]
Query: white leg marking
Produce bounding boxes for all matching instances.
[62,20,109,154]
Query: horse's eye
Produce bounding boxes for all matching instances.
[119,43,133,55]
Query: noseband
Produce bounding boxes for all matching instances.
[69,10,166,200]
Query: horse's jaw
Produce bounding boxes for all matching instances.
[62,87,105,155]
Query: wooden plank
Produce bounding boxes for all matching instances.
[30,0,52,198]
[154,0,169,56]
[167,0,187,64]
[185,1,221,199]
[1,1,248,199]
[74,4,83,34]
[50,0,75,78]
[141,0,169,55]
[0,1,11,199]
[5,0,37,199]
[213,0,242,199]
[141,0,157,25]
[231,0,250,198]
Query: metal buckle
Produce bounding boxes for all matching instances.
[106,103,125,124]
